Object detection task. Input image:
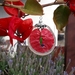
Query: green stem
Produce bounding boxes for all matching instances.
[40,36,43,46]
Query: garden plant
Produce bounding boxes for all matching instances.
[0,0,75,75]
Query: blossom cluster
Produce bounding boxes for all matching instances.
[0,0,33,45]
[0,17,33,45]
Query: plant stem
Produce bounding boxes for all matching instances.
[4,69,9,75]
[0,2,22,9]
[0,1,66,8]
[42,2,66,7]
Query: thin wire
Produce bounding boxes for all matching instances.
[39,16,43,24]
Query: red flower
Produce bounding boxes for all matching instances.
[64,0,75,14]
[4,0,25,17]
[8,16,23,44]
[0,17,33,45]
[69,2,75,13]
[0,17,11,36]
[8,17,33,44]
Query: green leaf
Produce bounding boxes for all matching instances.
[53,5,71,31]
[19,0,43,15]
[40,36,43,45]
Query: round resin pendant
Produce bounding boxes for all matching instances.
[28,24,56,56]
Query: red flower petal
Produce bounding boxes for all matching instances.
[18,18,33,42]
[28,28,55,56]
[0,28,8,36]
[4,1,25,17]
[0,17,11,36]
[8,16,23,44]
[6,17,33,45]
[70,3,75,12]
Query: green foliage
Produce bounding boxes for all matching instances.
[0,45,75,75]
[53,5,71,31]
[19,0,43,15]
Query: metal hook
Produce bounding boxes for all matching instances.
[39,16,43,24]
